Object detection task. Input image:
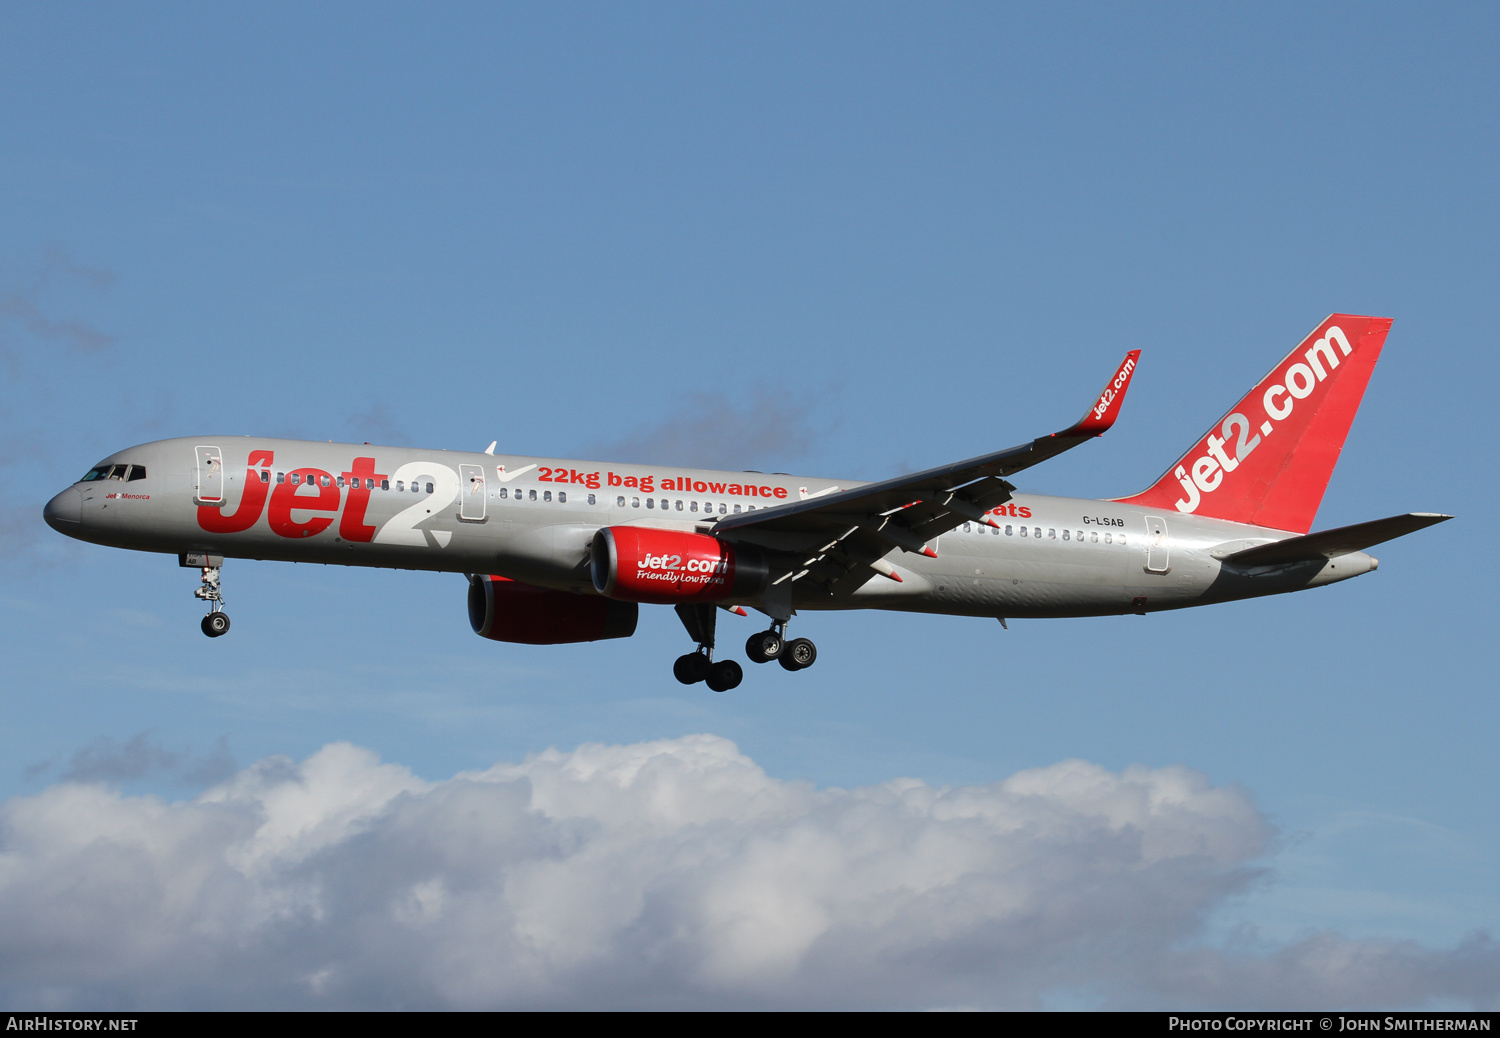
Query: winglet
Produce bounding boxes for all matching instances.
[1059,350,1141,438]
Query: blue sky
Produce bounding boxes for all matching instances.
[1,3,1497,1009]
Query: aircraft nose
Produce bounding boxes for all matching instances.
[43,487,82,531]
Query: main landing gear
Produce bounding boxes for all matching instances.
[745,622,817,672]
[672,607,818,689]
[673,604,743,692]
[194,562,231,638]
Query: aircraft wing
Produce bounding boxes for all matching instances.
[1222,512,1453,567]
[711,350,1141,599]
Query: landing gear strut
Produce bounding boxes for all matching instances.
[674,604,742,692]
[193,562,230,638]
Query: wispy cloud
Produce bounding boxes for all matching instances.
[0,246,118,367]
[343,401,409,447]
[584,388,832,471]
[24,732,236,788]
[0,735,1493,1009]
[0,247,120,564]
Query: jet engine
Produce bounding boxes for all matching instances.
[590,526,769,603]
[468,574,638,644]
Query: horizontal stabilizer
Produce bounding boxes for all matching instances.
[1224,512,1452,567]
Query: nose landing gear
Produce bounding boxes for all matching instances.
[185,555,230,638]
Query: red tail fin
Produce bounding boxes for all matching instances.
[1115,314,1392,533]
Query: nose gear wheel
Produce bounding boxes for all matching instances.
[194,565,231,638]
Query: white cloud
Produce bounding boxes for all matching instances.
[0,735,1494,1010]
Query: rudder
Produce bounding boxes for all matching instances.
[1115,314,1392,533]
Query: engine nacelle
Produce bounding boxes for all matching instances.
[468,575,638,644]
[590,526,769,604]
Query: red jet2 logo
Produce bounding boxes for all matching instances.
[197,452,388,542]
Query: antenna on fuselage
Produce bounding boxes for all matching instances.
[484,441,497,455]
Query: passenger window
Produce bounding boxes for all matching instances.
[631,497,640,508]
[499,487,508,499]
[733,504,741,514]
[1104,532,1112,543]
[318,475,329,488]
[646,498,654,509]
[395,480,404,491]
[1005,525,1013,535]
[675,500,683,511]
[690,501,699,512]
[963,522,971,532]
[543,490,552,502]
[381,479,389,490]
[1020,526,1027,537]
[1090,531,1098,543]
[587,493,596,505]
[1118,534,1127,545]
[1034,528,1041,538]
[558,491,566,503]
[276,472,285,484]
[1062,529,1069,541]
[336,476,346,488]
[1076,531,1084,542]
[424,482,433,494]
[1048,528,1055,539]
[617,496,626,507]
[719,503,726,514]
[291,473,302,486]
[528,489,536,501]
[747,505,755,511]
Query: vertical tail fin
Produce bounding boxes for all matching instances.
[1115,314,1392,533]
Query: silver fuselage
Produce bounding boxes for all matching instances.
[44,436,1375,619]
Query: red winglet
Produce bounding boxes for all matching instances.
[1060,350,1141,437]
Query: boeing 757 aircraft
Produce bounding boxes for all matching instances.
[44,315,1448,691]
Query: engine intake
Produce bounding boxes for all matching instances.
[590,526,768,603]
[468,575,638,644]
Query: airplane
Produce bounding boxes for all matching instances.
[43,314,1449,692]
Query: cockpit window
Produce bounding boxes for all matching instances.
[81,463,141,482]
[128,466,147,481]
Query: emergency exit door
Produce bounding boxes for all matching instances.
[1144,515,1169,573]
